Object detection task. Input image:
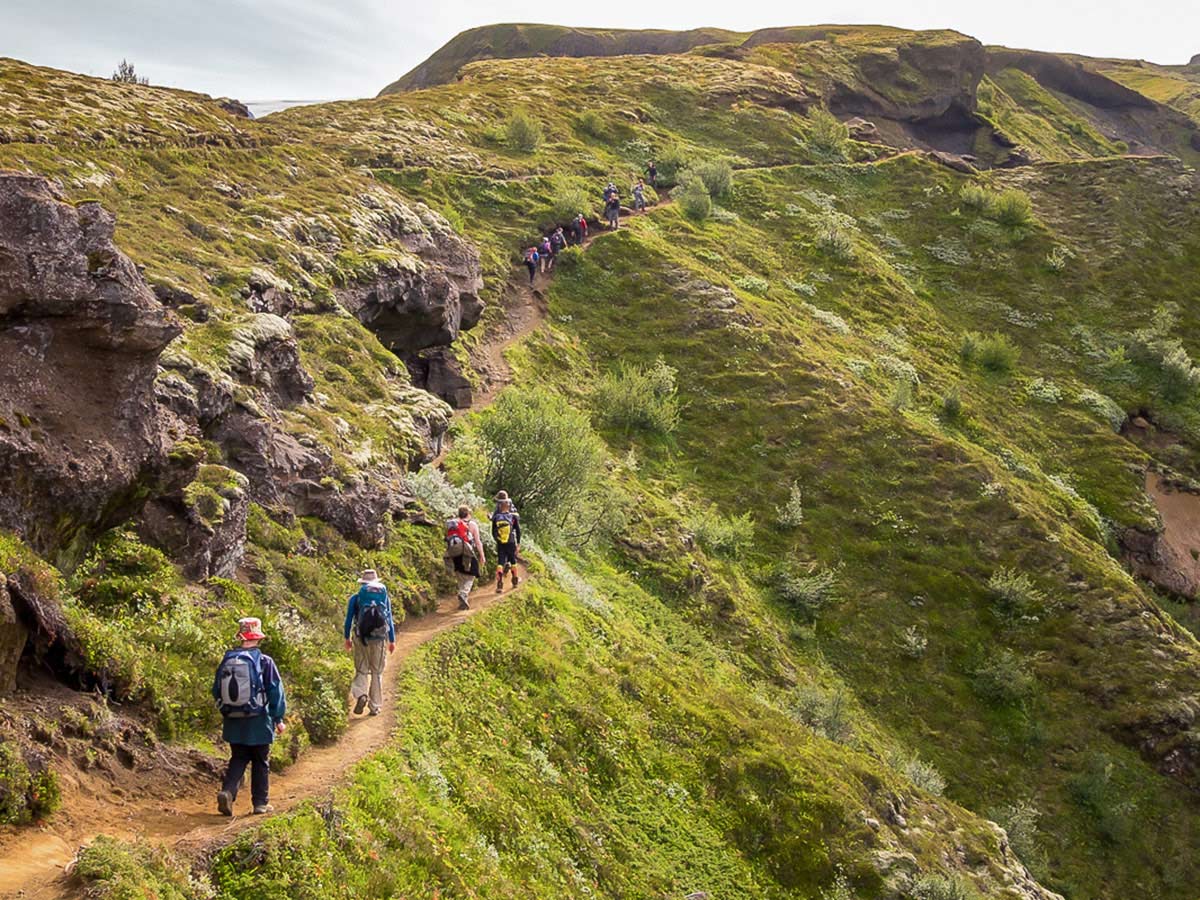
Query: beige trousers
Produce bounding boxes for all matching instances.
[456,573,476,604]
[351,639,387,714]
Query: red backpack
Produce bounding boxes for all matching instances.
[445,518,474,559]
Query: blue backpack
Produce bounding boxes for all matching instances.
[356,582,389,643]
[215,649,267,718]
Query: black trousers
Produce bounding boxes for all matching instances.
[222,743,270,806]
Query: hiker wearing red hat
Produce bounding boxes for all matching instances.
[212,616,287,817]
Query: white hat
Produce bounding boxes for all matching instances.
[359,569,379,584]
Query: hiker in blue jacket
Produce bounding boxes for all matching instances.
[213,617,286,816]
[343,569,396,717]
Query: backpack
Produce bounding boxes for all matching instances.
[446,518,476,559]
[551,232,566,250]
[494,511,515,545]
[524,247,538,263]
[215,649,267,719]
[355,582,389,643]
[541,238,552,254]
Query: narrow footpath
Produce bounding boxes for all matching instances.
[0,199,671,900]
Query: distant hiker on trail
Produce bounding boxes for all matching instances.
[632,178,647,213]
[490,490,522,594]
[213,617,286,817]
[572,212,588,246]
[343,569,395,717]
[605,193,621,230]
[647,161,657,188]
[540,234,553,273]
[445,505,485,609]
[603,181,618,203]
[523,245,539,285]
[550,225,568,259]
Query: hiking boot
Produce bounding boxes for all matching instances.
[354,694,368,715]
[369,708,380,717]
[217,790,233,817]
[496,571,504,593]
[252,803,273,815]
[458,597,471,610]
[511,571,520,588]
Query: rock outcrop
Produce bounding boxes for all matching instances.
[0,173,185,560]
[405,348,474,408]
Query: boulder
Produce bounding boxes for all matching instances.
[0,173,185,559]
[406,347,473,408]
[138,465,250,581]
[928,150,978,174]
[844,116,879,140]
[289,467,415,548]
[215,97,253,119]
[1187,54,1200,69]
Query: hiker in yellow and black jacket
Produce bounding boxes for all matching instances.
[490,490,521,593]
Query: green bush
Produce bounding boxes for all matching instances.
[454,387,622,546]
[692,158,733,198]
[959,182,991,211]
[814,212,855,261]
[1077,389,1126,431]
[889,750,946,795]
[653,143,691,187]
[0,743,59,825]
[791,683,852,743]
[72,528,180,615]
[547,177,592,225]
[910,874,981,900]
[504,109,543,153]
[686,504,754,557]
[75,836,208,899]
[674,172,712,221]
[991,189,1035,227]
[805,107,849,161]
[987,567,1045,621]
[990,799,1044,869]
[941,387,963,421]
[577,110,604,138]
[776,481,804,528]
[295,672,348,745]
[971,648,1035,705]
[592,357,681,435]
[777,567,838,619]
[1067,752,1136,845]
[961,331,1020,374]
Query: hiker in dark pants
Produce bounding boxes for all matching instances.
[523,245,539,285]
[343,569,396,717]
[632,178,647,213]
[605,194,621,230]
[572,213,588,246]
[540,234,553,273]
[490,490,522,593]
[213,617,286,816]
[550,226,568,259]
[647,161,657,189]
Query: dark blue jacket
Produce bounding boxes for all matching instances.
[343,583,396,643]
[211,648,286,746]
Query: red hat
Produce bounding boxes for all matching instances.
[236,617,266,642]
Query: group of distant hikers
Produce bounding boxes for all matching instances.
[212,492,522,815]
[521,165,658,285]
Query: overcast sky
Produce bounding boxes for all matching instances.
[5,0,1198,103]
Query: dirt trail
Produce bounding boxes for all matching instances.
[0,200,671,899]
[0,569,526,899]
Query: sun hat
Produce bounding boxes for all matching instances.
[494,491,509,502]
[236,617,266,642]
[359,569,379,584]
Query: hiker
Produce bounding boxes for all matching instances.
[632,177,647,213]
[603,181,618,203]
[523,244,539,285]
[550,225,568,259]
[343,569,396,717]
[445,505,486,609]
[647,161,657,188]
[572,212,588,246]
[490,491,522,594]
[540,234,553,273]
[605,193,621,230]
[213,617,286,817]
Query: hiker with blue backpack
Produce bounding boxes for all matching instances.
[490,491,521,593]
[213,617,287,817]
[343,569,396,717]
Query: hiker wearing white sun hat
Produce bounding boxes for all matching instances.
[343,569,396,717]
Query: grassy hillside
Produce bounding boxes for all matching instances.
[3,25,1200,900]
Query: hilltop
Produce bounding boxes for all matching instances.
[1,22,1200,900]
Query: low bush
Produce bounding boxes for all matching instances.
[674,172,712,221]
[408,465,487,520]
[805,107,849,161]
[941,387,964,421]
[814,212,855,261]
[1067,752,1137,845]
[577,110,604,138]
[692,158,734,198]
[961,331,1020,374]
[971,648,1035,705]
[776,482,804,528]
[1077,389,1126,431]
[0,743,59,825]
[791,683,853,743]
[778,567,838,619]
[733,274,770,295]
[987,567,1045,621]
[889,750,946,795]
[910,875,981,900]
[896,624,928,658]
[504,109,543,153]
[686,505,754,557]
[74,836,207,899]
[653,143,691,187]
[991,189,1035,227]
[547,178,592,225]
[990,799,1044,868]
[592,358,681,435]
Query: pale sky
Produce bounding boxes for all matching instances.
[4,0,1198,103]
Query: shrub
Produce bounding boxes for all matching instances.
[1025,377,1062,403]
[801,302,850,334]
[941,387,963,421]
[805,107,850,161]
[991,189,1034,227]
[959,182,990,211]
[75,836,207,899]
[1127,304,1200,402]
[961,331,1019,374]
[455,388,621,546]
[888,378,914,411]
[1067,752,1136,845]
[686,505,754,557]
[971,648,1035,705]
[504,109,543,153]
[990,799,1043,866]
[72,528,180,616]
[791,683,853,743]
[987,568,1045,621]
[592,358,681,435]
[674,172,712,221]
[889,750,946,795]
[296,673,349,745]
[896,624,928,658]
[733,275,769,295]
[111,59,149,85]
[814,211,855,260]
[654,144,691,187]
[1045,245,1075,272]
[692,158,734,198]
[910,875,981,900]
[408,466,487,520]
[1077,389,1126,431]
[777,482,804,528]
[577,110,604,138]
[547,178,592,225]
[778,567,838,619]
[0,743,59,825]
